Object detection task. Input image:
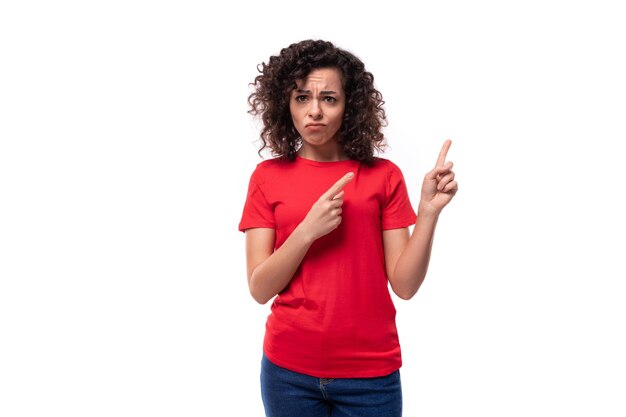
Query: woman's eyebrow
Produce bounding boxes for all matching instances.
[294,88,338,95]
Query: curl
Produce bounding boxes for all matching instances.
[248,40,387,164]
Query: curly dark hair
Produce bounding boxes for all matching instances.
[248,39,387,164]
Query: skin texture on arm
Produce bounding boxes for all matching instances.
[245,226,314,305]
[245,172,354,304]
[383,140,459,300]
[383,213,438,300]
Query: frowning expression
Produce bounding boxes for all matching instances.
[289,67,345,149]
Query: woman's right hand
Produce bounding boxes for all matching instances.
[298,172,354,242]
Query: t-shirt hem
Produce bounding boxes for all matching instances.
[238,223,276,232]
[382,215,417,230]
[264,350,402,379]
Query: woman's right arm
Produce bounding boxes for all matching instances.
[245,226,314,304]
[244,172,354,304]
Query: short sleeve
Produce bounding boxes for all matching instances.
[238,168,276,232]
[382,162,417,230]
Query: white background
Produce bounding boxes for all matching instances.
[1,0,625,415]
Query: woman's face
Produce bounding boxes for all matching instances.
[289,67,345,151]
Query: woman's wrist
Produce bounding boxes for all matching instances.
[293,223,316,246]
[417,202,441,221]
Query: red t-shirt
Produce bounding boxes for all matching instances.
[238,155,416,378]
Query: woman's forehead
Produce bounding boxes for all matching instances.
[296,68,343,90]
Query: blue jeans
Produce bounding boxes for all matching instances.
[260,354,402,417]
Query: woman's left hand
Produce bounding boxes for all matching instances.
[419,139,459,216]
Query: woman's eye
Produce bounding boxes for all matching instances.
[323,96,337,103]
[295,95,308,102]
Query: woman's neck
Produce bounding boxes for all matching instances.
[297,143,348,162]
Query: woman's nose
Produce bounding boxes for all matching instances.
[308,100,322,118]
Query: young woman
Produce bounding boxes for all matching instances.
[239,39,458,417]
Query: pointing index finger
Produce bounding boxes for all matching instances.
[435,139,452,167]
[321,172,354,200]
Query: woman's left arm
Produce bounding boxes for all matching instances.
[384,140,458,300]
